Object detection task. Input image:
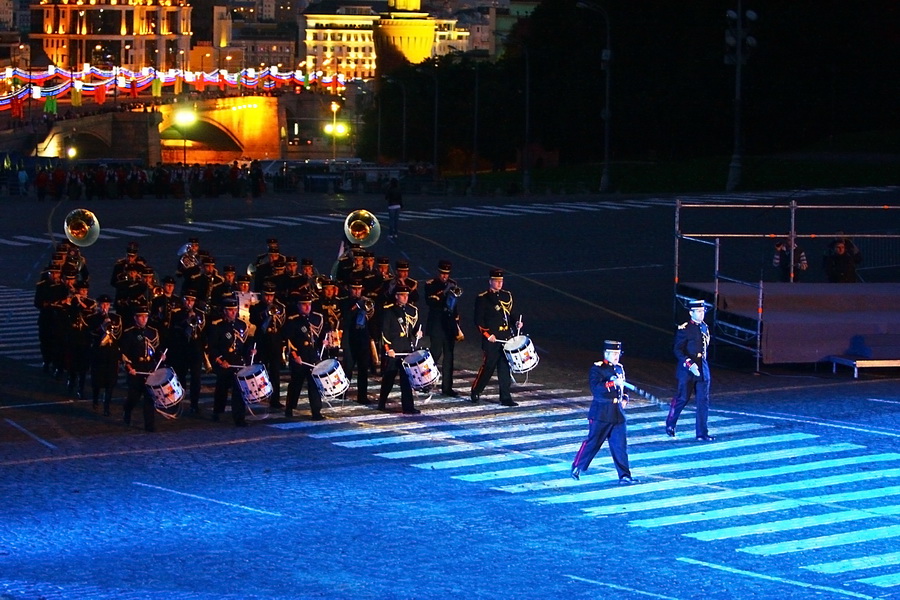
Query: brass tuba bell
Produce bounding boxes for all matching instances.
[343,209,381,248]
[64,209,100,247]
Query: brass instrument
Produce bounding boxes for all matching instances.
[64,209,100,247]
[313,274,329,293]
[343,209,381,248]
[178,243,200,272]
[447,284,463,298]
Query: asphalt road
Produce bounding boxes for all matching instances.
[2,185,900,600]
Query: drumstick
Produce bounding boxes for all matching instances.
[153,348,168,372]
[517,314,523,336]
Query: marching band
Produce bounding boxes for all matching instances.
[33,222,540,431]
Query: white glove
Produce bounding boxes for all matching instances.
[689,364,701,377]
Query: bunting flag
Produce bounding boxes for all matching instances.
[44,95,58,115]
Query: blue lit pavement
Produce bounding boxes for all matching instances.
[2,360,900,599]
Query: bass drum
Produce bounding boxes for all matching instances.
[312,359,350,399]
[503,335,540,374]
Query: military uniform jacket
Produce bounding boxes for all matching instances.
[169,306,207,350]
[381,303,421,355]
[283,311,328,364]
[338,295,373,339]
[424,277,461,336]
[674,320,711,381]
[34,279,67,311]
[119,325,161,371]
[87,310,123,350]
[207,317,253,366]
[474,289,513,342]
[588,361,626,424]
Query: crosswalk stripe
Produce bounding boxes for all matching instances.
[538,454,900,508]
[101,227,149,236]
[855,572,900,588]
[640,443,863,476]
[739,524,900,556]
[804,551,900,575]
[129,225,184,235]
[413,453,529,470]
[244,217,292,226]
[215,219,273,228]
[580,467,900,516]
[191,222,244,230]
[309,406,590,439]
[158,223,214,232]
[334,431,457,447]
[630,485,900,530]
[688,504,900,541]
[628,433,819,461]
[14,235,56,243]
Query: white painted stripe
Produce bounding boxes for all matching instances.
[4,418,58,449]
[677,558,876,600]
[335,431,456,448]
[630,499,807,529]
[133,481,285,517]
[580,467,900,516]
[0,239,30,246]
[687,504,900,541]
[310,406,590,439]
[244,217,288,226]
[191,221,243,230]
[101,227,149,236]
[739,524,900,556]
[631,484,900,529]
[14,235,56,243]
[414,454,526,470]
[160,223,214,232]
[456,463,570,481]
[562,575,682,599]
[129,225,183,234]
[215,219,272,228]
[530,423,772,457]
[378,442,487,459]
[628,433,819,461]
[640,443,862,476]
[806,552,900,575]
[855,573,900,588]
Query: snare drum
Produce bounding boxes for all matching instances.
[402,349,440,390]
[235,363,273,403]
[145,367,184,409]
[503,335,540,373]
[312,359,350,399]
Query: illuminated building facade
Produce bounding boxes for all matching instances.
[300,0,468,87]
[29,0,192,71]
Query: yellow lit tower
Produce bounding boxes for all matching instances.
[373,0,435,66]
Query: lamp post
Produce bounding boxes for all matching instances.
[576,1,613,193]
[175,108,197,164]
[471,60,479,192]
[725,1,757,192]
[330,100,339,159]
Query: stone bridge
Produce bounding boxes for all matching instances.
[20,93,340,165]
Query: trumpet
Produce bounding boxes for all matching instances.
[446,284,463,298]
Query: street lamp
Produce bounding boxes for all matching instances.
[329,101,339,159]
[576,1,613,193]
[725,1,758,192]
[175,108,197,164]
